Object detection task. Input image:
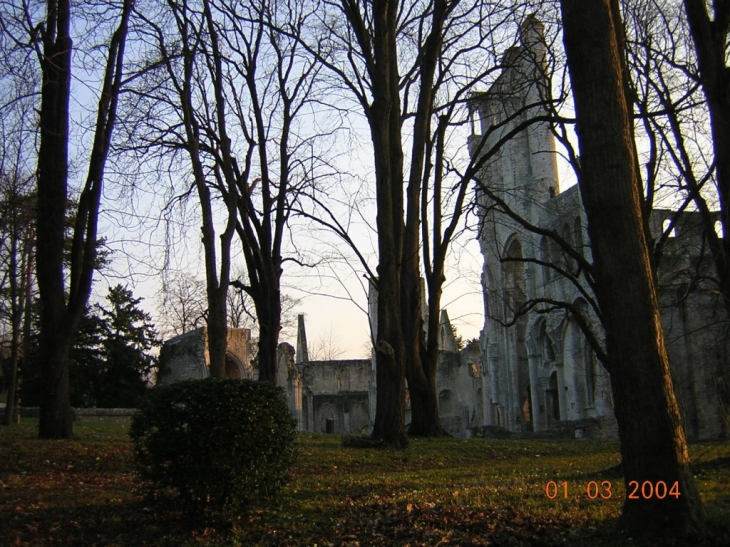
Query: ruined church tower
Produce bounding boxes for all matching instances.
[469,15,563,433]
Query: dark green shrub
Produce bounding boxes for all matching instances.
[130,378,297,523]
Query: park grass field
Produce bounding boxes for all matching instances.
[1,420,729,546]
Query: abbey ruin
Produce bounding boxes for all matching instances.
[159,17,728,442]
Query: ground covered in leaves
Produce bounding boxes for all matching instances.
[1,421,729,546]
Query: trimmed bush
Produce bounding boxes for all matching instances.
[130,378,297,523]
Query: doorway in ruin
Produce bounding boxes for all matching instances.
[224,352,244,379]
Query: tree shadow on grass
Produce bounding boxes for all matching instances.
[0,496,230,547]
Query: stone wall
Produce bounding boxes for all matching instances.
[158,327,253,384]
[298,358,371,434]
[158,328,208,383]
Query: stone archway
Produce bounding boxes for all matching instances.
[224,352,245,379]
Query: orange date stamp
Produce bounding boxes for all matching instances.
[544,480,681,500]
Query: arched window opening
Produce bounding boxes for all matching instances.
[539,321,555,365]
[225,353,243,379]
[663,218,678,238]
[585,344,596,408]
[521,384,533,431]
[715,220,724,239]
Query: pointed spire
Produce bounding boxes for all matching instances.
[296,314,309,364]
[439,309,458,353]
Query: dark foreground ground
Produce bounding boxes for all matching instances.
[1,421,729,546]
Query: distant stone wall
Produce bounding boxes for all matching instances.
[158,327,253,384]
[18,407,137,424]
[299,359,371,433]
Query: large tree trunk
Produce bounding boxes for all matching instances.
[38,330,74,438]
[403,269,445,437]
[37,0,74,439]
[371,270,407,447]
[36,0,131,438]
[405,356,442,436]
[255,278,282,384]
[363,0,407,448]
[401,0,450,438]
[561,0,704,536]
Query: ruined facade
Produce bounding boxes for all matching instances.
[470,16,728,440]
[287,312,485,437]
[157,17,728,441]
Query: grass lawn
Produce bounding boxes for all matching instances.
[1,421,729,546]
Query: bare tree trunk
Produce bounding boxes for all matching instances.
[2,184,32,426]
[36,0,74,438]
[366,0,408,448]
[561,0,704,536]
[37,0,132,438]
[254,279,282,383]
[206,289,228,378]
[401,0,455,438]
[403,256,444,437]
[2,255,22,425]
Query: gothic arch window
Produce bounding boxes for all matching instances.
[505,237,527,309]
[663,218,678,238]
[561,222,573,271]
[538,321,555,365]
[561,222,573,247]
[521,383,533,430]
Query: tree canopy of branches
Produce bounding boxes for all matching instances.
[129,0,325,382]
[295,0,556,444]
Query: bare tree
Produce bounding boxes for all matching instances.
[156,272,208,337]
[308,326,345,361]
[0,174,35,426]
[0,35,37,425]
[561,0,703,536]
[295,0,556,442]
[131,0,323,382]
[19,0,134,438]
